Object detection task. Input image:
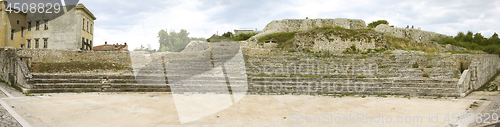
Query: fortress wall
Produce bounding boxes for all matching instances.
[16,49,132,66]
[374,24,449,41]
[248,18,366,41]
[293,30,387,53]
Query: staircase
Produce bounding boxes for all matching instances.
[22,41,249,93]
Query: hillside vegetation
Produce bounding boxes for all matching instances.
[437,31,500,55]
[256,25,442,53]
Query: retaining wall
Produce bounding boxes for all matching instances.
[16,49,132,66]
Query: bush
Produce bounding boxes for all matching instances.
[232,32,258,41]
[423,72,429,77]
[368,20,389,28]
[258,31,298,49]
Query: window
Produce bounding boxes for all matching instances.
[35,39,39,48]
[21,27,24,37]
[90,24,93,34]
[44,20,48,30]
[43,38,48,48]
[20,44,25,48]
[16,20,20,25]
[82,37,85,49]
[83,18,85,31]
[27,39,31,48]
[87,21,89,32]
[27,22,31,31]
[10,29,14,40]
[36,21,40,30]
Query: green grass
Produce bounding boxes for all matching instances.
[470,102,479,108]
[413,63,419,68]
[423,72,429,77]
[386,35,442,53]
[258,31,299,49]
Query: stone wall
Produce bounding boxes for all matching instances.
[0,48,18,84]
[248,18,367,41]
[374,24,449,42]
[248,77,460,96]
[244,51,500,96]
[16,49,132,66]
[293,29,387,53]
[467,54,499,89]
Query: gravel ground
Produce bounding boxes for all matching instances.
[0,104,22,127]
[0,90,22,127]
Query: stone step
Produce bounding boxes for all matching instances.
[32,83,248,89]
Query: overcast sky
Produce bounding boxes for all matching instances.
[81,0,500,50]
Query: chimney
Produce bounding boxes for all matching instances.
[105,41,107,45]
[124,43,127,45]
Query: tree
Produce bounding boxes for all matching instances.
[368,20,389,28]
[472,33,485,46]
[454,32,465,42]
[487,32,500,45]
[222,32,233,38]
[463,31,473,42]
[158,29,191,52]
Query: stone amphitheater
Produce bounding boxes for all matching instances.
[0,18,496,98]
[0,18,499,126]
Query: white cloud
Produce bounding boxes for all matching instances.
[85,0,500,50]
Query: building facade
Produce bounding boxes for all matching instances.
[0,1,96,50]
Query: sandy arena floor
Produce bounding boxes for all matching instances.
[0,83,495,127]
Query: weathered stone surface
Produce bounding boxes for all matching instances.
[244,50,500,96]
[17,49,132,66]
[249,18,366,41]
[293,29,387,53]
[374,24,449,42]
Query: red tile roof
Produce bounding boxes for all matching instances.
[93,42,128,51]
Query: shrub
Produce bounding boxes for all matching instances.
[423,72,429,77]
[258,31,298,49]
[368,20,389,28]
[232,32,258,41]
[412,63,419,68]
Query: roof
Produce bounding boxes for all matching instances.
[76,3,96,20]
[93,44,128,51]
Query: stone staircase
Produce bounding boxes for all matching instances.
[22,42,249,93]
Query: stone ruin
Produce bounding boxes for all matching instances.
[0,18,497,97]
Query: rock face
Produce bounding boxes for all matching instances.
[374,24,449,41]
[293,29,387,53]
[248,18,366,41]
